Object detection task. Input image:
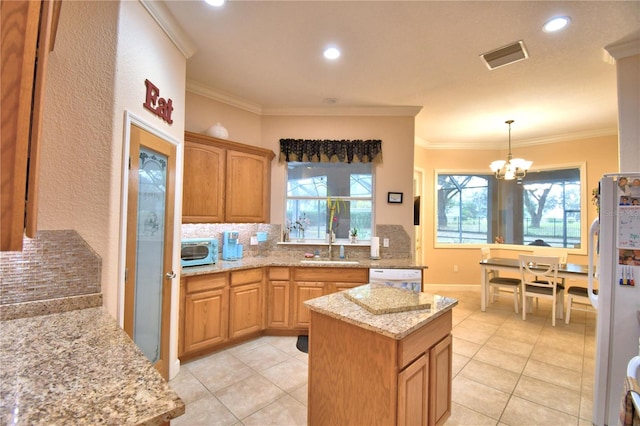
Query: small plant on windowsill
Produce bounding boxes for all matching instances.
[350,227,358,244]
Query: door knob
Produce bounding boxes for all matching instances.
[166,271,176,280]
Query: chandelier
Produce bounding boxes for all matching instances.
[489,120,532,182]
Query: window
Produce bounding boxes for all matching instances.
[437,175,489,244]
[286,162,373,241]
[436,166,583,248]
[521,168,581,248]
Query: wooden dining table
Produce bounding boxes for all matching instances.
[479,257,591,312]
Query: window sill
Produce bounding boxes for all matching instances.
[277,240,371,247]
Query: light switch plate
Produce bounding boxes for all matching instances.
[383,238,389,247]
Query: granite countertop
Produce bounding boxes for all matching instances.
[0,307,185,425]
[181,255,428,277]
[304,283,458,340]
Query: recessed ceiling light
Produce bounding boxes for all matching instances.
[543,16,570,33]
[323,47,341,60]
[204,0,225,6]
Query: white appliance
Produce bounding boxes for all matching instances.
[588,173,640,426]
[369,268,422,292]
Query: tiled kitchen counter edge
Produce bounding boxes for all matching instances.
[181,256,428,277]
[304,284,458,340]
[0,301,185,425]
[0,293,103,321]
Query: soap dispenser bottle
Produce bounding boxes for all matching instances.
[339,244,345,259]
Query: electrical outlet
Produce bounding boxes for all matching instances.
[250,236,258,245]
[383,238,389,247]
[453,264,459,272]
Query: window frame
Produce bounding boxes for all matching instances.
[284,162,376,244]
[434,162,588,254]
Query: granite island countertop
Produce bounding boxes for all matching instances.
[181,255,428,277]
[0,307,185,425]
[304,283,458,340]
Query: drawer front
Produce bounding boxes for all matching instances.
[268,267,290,280]
[186,273,227,294]
[293,267,368,282]
[231,268,263,286]
[398,310,452,370]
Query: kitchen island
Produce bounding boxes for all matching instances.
[0,305,184,425]
[304,284,457,426]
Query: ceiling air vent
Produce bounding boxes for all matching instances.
[480,41,529,70]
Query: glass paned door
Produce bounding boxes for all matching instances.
[125,124,176,380]
[133,146,167,363]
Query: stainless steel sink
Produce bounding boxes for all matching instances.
[300,260,360,265]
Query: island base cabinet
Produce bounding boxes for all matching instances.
[429,334,452,426]
[308,309,452,426]
[398,353,429,426]
[308,311,398,426]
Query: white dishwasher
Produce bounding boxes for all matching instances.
[368,268,422,292]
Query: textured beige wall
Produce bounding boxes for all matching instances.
[185,92,262,147]
[39,1,120,309]
[262,115,416,244]
[182,94,418,247]
[415,134,619,286]
[615,53,640,172]
[38,1,187,380]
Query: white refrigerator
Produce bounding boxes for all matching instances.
[589,173,640,426]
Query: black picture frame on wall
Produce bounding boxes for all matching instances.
[388,192,403,204]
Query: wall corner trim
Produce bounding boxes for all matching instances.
[139,0,197,59]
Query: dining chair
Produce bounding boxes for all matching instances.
[530,248,569,308]
[481,247,521,313]
[519,254,564,326]
[565,286,597,324]
[532,248,568,264]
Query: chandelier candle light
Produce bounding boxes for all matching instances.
[489,120,532,182]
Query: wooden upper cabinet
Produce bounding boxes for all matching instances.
[1,0,59,251]
[182,131,275,224]
[182,141,225,222]
[225,149,271,223]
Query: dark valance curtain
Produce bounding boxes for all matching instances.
[279,139,382,164]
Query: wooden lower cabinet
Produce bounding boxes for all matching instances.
[182,273,228,355]
[308,309,453,426]
[229,268,264,339]
[180,266,368,357]
[292,267,368,328]
[429,334,453,426]
[398,353,429,426]
[267,267,291,328]
[292,282,325,328]
[397,334,452,426]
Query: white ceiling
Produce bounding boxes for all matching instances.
[162,1,640,149]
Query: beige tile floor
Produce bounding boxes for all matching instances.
[169,285,597,426]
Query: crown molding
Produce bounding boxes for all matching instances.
[420,127,618,150]
[186,80,263,114]
[415,136,429,148]
[605,38,640,60]
[261,105,423,117]
[187,79,423,117]
[140,0,197,59]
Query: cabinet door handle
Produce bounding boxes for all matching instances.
[166,271,176,280]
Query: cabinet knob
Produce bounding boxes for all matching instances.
[166,271,176,280]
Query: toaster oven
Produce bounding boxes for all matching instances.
[181,238,218,267]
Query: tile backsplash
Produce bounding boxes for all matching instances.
[0,230,101,306]
[181,223,412,260]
